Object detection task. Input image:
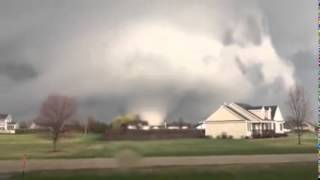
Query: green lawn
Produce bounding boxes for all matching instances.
[0,132,316,160]
[7,163,316,180]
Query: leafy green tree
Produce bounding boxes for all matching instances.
[111,114,147,129]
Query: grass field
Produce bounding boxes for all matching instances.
[7,163,316,180]
[0,132,316,160]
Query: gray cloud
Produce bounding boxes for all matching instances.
[258,0,316,57]
[0,61,37,81]
[222,16,263,46]
[235,57,264,85]
[0,0,315,124]
[222,29,234,46]
[290,50,317,112]
[244,16,262,45]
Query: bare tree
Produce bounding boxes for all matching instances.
[35,94,76,151]
[286,85,310,145]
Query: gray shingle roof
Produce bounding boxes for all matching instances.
[224,105,249,120]
[0,114,9,120]
[235,103,277,120]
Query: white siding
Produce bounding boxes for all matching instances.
[0,115,17,133]
[204,106,249,138]
[273,107,285,134]
[205,121,248,138]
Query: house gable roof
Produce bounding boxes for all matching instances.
[205,105,246,122]
[235,103,278,120]
[229,103,263,122]
[205,102,281,123]
[224,105,249,120]
[0,114,9,120]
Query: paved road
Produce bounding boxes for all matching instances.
[0,154,316,173]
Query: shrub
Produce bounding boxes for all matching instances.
[105,129,205,140]
[274,133,288,137]
[15,129,48,134]
[221,132,228,139]
[227,135,233,139]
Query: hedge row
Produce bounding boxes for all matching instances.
[105,129,206,140]
[14,129,49,134]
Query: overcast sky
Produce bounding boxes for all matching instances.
[0,0,316,124]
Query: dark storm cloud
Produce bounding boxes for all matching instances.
[235,57,264,85]
[78,84,186,122]
[0,0,315,123]
[222,29,234,46]
[78,96,128,121]
[244,16,262,45]
[290,51,317,112]
[0,61,37,81]
[290,51,315,71]
[246,77,289,110]
[222,16,262,46]
[258,0,315,57]
[166,90,215,121]
[0,37,38,81]
[165,87,228,122]
[235,57,246,74]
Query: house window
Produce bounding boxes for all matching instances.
[247,123,251,131]
[280,124,283,131]
[273,123,276,130]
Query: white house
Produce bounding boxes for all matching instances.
[204,103,285,139]
[0,114,18,134]
[29,122,41,129]
[285,121,316,133]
